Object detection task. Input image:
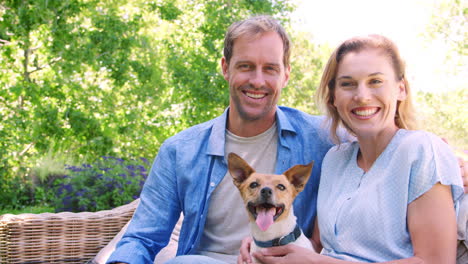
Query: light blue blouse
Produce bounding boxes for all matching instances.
[317,129,464,262]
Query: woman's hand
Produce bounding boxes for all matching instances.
[459,157,468,193]
[252,244,321,264]
[237,236,253,264]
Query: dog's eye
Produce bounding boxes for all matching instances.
[277,184,286,191]
[249,182,259,189]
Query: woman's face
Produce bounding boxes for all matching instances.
[333,48,407,139]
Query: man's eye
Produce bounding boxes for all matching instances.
[249,182,259,189]
[238,64,251,70]
[277,184,286,191]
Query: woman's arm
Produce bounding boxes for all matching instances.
[254,183,456,264]
[407,182,457,264]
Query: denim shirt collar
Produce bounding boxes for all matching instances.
[206,106,297,157]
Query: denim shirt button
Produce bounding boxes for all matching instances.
[210,182,215,187]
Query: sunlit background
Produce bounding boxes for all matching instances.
[292,0,467,93]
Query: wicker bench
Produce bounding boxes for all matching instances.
[0,200,138,264]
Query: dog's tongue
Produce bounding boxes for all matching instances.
[256,207,276,231]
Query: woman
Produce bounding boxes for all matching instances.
[240,34,464,263]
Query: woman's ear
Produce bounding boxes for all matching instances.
[397,80,407,101]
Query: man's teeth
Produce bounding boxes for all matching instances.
[354,108,378,116]
[246,92,265,99]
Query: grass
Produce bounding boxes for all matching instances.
[0,205,54,215]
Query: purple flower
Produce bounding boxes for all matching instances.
[64,184,73,193]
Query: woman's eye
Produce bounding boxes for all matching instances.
[277,184,286,191]
[249,182,259,189]
[370,79,382,85]
[339,80,355,87]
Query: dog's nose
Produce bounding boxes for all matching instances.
[261,187,272,198]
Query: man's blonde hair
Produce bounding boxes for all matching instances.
[223,15,291,67]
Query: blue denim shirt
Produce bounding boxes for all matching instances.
[107,106,334,264]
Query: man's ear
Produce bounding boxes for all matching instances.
[221,57,229,81]
[283,64,291,87]
[283,161,314,194]
[227,152,255,188]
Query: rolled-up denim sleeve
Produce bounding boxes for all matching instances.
[107,141,182,264]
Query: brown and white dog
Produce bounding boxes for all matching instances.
[227,153,314,262]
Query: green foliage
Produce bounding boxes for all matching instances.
[419,0,467,153]
[3,0,463,213]
[0,175,34,210]
[0,0,300,210]
[53,156,149,212]
[423,0,467,64]
[0,205,53,215]
[416,88,468,152]
[283,30,332,114]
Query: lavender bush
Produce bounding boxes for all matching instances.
[53,156,150,212]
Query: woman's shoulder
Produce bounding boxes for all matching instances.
[325,141,358,160]
[396,129,452,154]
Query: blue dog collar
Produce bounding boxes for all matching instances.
[253,224,302,248]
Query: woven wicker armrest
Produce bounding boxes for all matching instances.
[0,199,139,264]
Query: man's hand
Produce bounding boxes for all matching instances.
[459,157,468,193]
[252,244,321,264]
[237,236,253,264]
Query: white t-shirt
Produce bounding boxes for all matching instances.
[196,123,278,263]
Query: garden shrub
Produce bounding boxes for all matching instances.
[53,156,150,212]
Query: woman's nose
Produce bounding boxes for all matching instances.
[353,83,371,103]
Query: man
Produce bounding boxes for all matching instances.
[107,15,335,264]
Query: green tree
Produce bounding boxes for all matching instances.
[417,0,467,154]
[1,0,312,210]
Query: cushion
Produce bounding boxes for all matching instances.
[92,215,183,264]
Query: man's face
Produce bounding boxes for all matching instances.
[222,31,290,123]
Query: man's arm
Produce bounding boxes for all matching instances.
[106,143,182,264]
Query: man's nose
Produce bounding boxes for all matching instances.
[250,69,266,89]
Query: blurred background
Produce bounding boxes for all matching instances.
[0,0,466,214]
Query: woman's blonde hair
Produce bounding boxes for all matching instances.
[316,34,418,143]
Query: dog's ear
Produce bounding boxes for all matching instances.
[283,161,314,193]
[227,152,255,187]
